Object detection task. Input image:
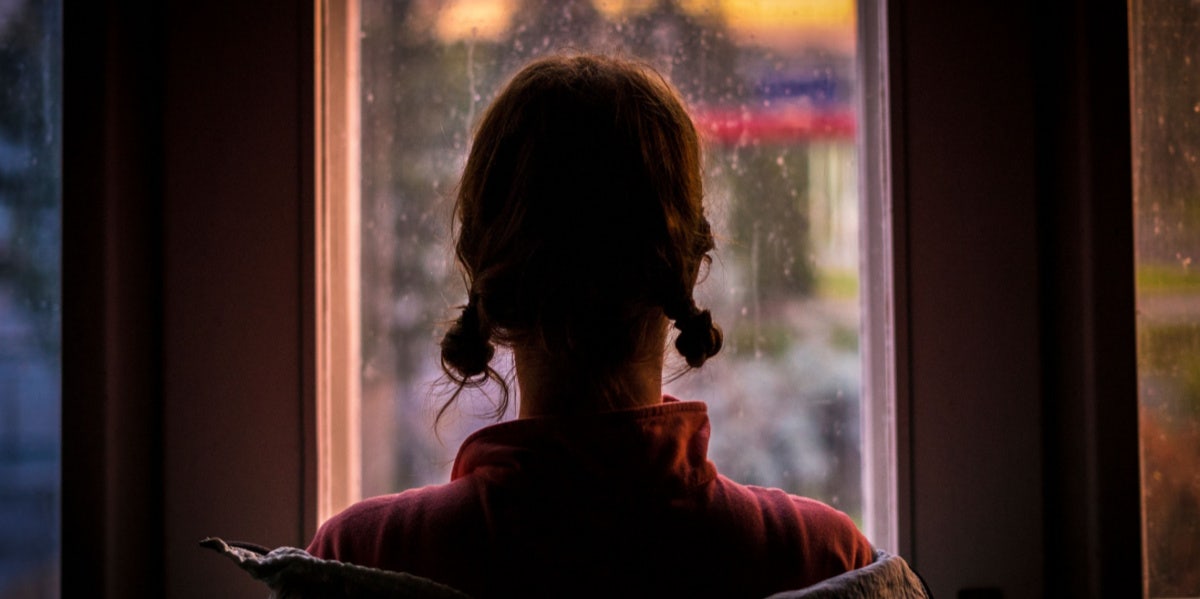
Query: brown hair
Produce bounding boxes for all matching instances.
[439,54,722,417]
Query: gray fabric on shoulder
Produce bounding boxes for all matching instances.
[200,537,472,599]
[765,550,931,599]
[202,538,926,599]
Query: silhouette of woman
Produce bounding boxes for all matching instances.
[307,54,873,598]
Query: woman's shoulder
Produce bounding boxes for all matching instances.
[710,475,875,577]
[306,479,480,564]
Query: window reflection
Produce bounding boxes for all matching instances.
[358,0,863,522]
[1131,1,1200,596]
[0,0,61,596]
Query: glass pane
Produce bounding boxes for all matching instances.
[357,0,864,523]
[0,0,61,596]
[1131,1,1200,596]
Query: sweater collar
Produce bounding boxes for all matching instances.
[451,396,718,494]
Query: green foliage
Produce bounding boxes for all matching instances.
[727,145,816,300]
[828,323,858,353]
[728,320,795,358]
[1137,264,1200,294]
[817,268,858,299]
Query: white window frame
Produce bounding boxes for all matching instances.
[313,0,906,553]
[316,0,364,523]
[855,0,905,556]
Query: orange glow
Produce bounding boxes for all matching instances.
[435,0,516,41]
[707,0,856,53]
[708,0,854,29]
[437,0,855,52]
[595,0,855,52]
[592,0,658,19]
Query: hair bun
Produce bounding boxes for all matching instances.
[440,301,495,379]
[674,308,723,368]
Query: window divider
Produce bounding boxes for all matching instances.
[315,0,364,527]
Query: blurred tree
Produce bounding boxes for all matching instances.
[0,0,60,354]
[728,144,815,305]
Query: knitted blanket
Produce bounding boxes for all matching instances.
[766,550,931,599]
[200,537,471,599]
[202,538,929,598]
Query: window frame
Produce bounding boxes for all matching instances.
[856,0,907,557]
[313,0,907,552]
[61,0,1144,596]
[315,0,364,525]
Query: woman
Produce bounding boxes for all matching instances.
[307,54,873,597]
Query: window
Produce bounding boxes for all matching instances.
[1131,1,1200,596]
[319,0,895,548]
[0,0,61,595]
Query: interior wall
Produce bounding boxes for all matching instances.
[160,1,316,597]
[891,3,1044,596]
[64,1,317,597]
[891,1,1140,596]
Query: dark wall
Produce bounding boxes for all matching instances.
[889,1,1139,596]
[63,1,167,595]
[893,2,1043,595]
[64,1,316,596]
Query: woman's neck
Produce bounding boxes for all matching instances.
[514,322,667,418]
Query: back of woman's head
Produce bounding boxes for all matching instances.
[440,54,722,412]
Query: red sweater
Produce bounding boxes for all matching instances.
[308,398,873,598]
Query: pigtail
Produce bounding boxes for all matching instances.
[669,299,723,368]
[440,296,495,382]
